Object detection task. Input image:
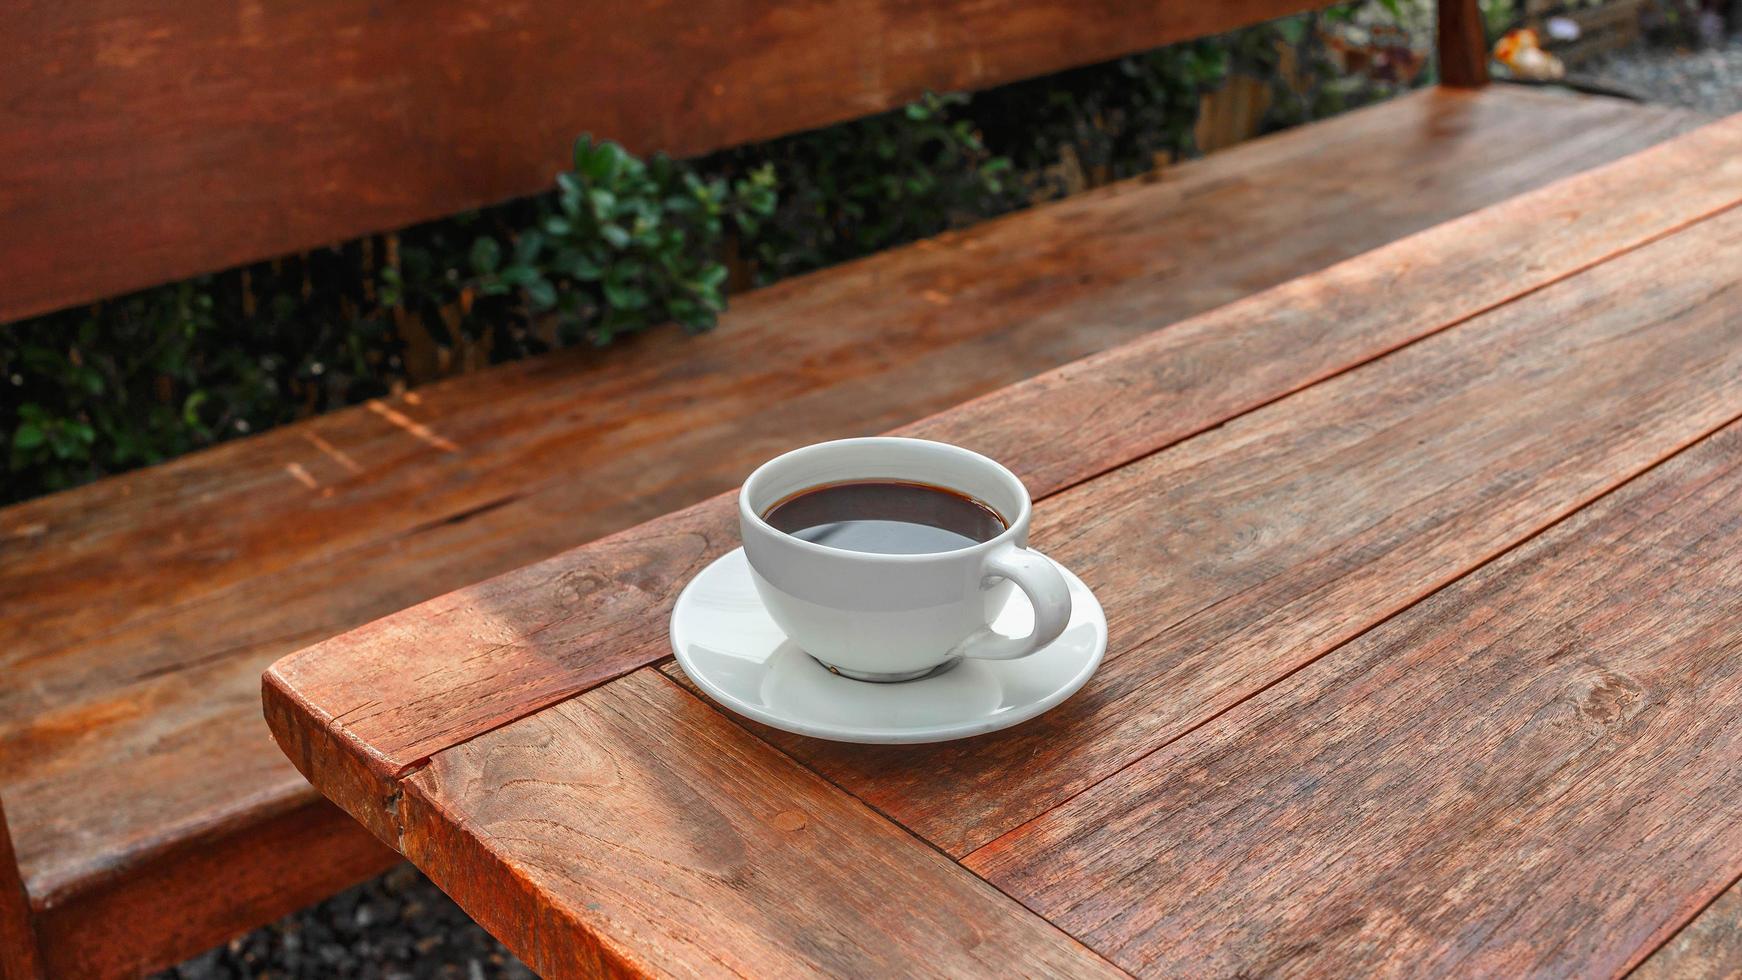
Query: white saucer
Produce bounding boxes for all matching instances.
[670,548,1106,744]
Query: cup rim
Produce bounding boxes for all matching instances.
[739,436,1031,562]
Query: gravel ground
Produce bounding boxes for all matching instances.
[150,864,532,979]
[150,34,1741,980]
[1579,36,1742,115]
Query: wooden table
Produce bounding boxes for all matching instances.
[266,115,1742,978]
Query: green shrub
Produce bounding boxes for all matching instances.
[706,92,1014,283]
[380,138,775,350]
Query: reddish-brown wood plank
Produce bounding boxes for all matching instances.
[0,0,1342,322]
[29,800,396,979]
[967,422,1742,977]
[0,799,42,980]
[262,112,1742,842]
[1633,877,1742,979]
[397,669,1124,980]
[677,202,1742,855]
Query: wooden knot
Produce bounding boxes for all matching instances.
[1574,667,1643,733]
[770,809,807,832]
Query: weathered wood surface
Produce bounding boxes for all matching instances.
[1438,0,1491,87]
[1634,877,1742,979]
[0,0,1346,323]
[262,110,1741,839]
[968,421,1742,977]
[398,669,1125,980]
[678,203,1742,855]
[29,801,396,979]
[0,799,42,980]
[29,88,1692,921]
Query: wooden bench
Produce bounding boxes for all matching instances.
[0,1,1704,976]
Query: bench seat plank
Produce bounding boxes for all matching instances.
[0,88,1709,972]
[967,418,1742,977]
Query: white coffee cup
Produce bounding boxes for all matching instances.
[739,437,1072,681]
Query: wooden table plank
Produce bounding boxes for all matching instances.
[397,669,1125,980]
[262,116,1742,841]
[967,420,1742,977]
[676,203,1742,856]
[1634,876,1742,979]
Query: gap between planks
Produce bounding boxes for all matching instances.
[378,196,1742,809]
[648,670,1141,980]
[650,412,1742,968]
[1626,868,1742,976]
[270,130,1742,975]
[268,116,1742,864]
[645,204,1742,965]
[1021,197,1742,506]
[961,418,1742,974]
[962,399,1742,860]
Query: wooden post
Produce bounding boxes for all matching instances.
[0,797,43,980]
[1438,0,1491,87]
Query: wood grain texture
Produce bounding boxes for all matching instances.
[35,86,1677,916]
[1633,877,1742,979]
[30,800,396,980]
[399,669,1124,980]
[0,92,1710,965]
[263,109,1742,841]
[0,0,1339,322]
[678,202,1742,855]
[0,799,42,980]
[1438,0,1491,87]
[968,421,1742,977]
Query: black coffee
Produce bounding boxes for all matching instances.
[764,480,1007,555]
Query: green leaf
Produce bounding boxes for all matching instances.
[696,263,729,290]
[514,230,544,265]
[499,265,539,287]
[525,279,558,311]
[182,391,209,426]
[11,423,44,452]
[564,251,604,281]
[600,225,631,249]
[602,283,650,310]
[577,139,627,183]
[469,237,501,275]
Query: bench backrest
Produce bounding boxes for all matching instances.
[0,0,1484,324]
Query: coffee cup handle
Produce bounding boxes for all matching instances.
[954,544,1072,662]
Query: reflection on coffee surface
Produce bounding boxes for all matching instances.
[763,480,1006,555]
